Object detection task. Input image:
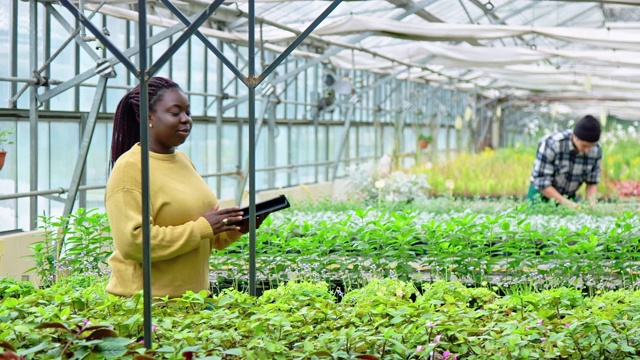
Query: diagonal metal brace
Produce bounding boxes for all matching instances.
[37,20,190,103]
[148,0,227,77]
[159,0,247,86]
[46,4,101,63]
[58,0,138,76]
[257,0,343,87]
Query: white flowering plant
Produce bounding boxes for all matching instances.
[599,123,638,147]
[342,157,431,203]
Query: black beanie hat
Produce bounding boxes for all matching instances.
[573,115,601,142]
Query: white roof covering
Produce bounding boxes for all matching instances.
[81,0,640,120]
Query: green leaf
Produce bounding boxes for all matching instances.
[252,321,266,336]
[3,298,18,308]
[69,346,90,360]
[17,341,50,355]
[60,307,71,319]
[155,346,176,353]
[309,351,334,359]
[217,295,234,307]
[222,348,243,356]
[265,341,278,352]
[181,346,202,353]
[303,341,314,352]
[96,338,130,359]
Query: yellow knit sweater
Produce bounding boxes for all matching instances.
[104,144,241,297]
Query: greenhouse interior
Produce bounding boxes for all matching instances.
[0,0,639,358]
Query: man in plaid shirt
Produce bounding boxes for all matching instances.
[528,115,602,209]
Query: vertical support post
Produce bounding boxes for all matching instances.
[470,92,478,153]
[79,116,87,210]
[331,103,356,181]
[43,6,51,111]
[29,0,39,230]
[445,121,451,160]
[216,37,223,197]
[287,117,293,186]
[431,112,440,163]
[374,85,381,160]
[313,64,320,183]
[9,0,18,108]
[325,125,330,181]
[74,21,81,112]
[492,112,500,149]
[247,0,257,297]
[137,0,153,350]
[394,104,405,169]
[267,100,276,188]
[234,100,269,202]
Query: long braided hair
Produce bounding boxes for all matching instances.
[110,77,181,168]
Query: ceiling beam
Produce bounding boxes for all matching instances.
[385,0,482,45]
[385,0,443,22]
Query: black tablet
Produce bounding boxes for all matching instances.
[228,194,291,227]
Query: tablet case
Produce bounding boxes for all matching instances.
[228,194,291,227]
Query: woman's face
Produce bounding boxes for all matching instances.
[148,88,192,154]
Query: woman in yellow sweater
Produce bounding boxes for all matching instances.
[105,77,254,298]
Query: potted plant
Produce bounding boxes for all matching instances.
[417,133,433,149]
[0,127,14,171]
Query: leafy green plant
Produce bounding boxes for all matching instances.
[415,145,633,199]
[0,277,36,299]
[26,208,112,287]
[4,198,639,359]
[4,275,640,359]
[417,133,433,142]
[341,161,431,203]
[0,127,14,151]
[211,198,639,295]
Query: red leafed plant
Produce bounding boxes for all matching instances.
[612,180,640,197]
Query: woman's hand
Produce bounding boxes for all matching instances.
[203,205,244,234]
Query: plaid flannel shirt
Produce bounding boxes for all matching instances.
[530,129,602,197]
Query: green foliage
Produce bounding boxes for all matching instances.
[215,199,639,296]
[0,277,36,299]
[417,133,433,142]
[2,275,640,359]
[417,281,497,308]
[416,143,640,198]
[604,138,640,181]
[26,208,112,287]
[259,281,334,306]
[5,199,639,358]
[419,147,533,197]
[0,127,14,150]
